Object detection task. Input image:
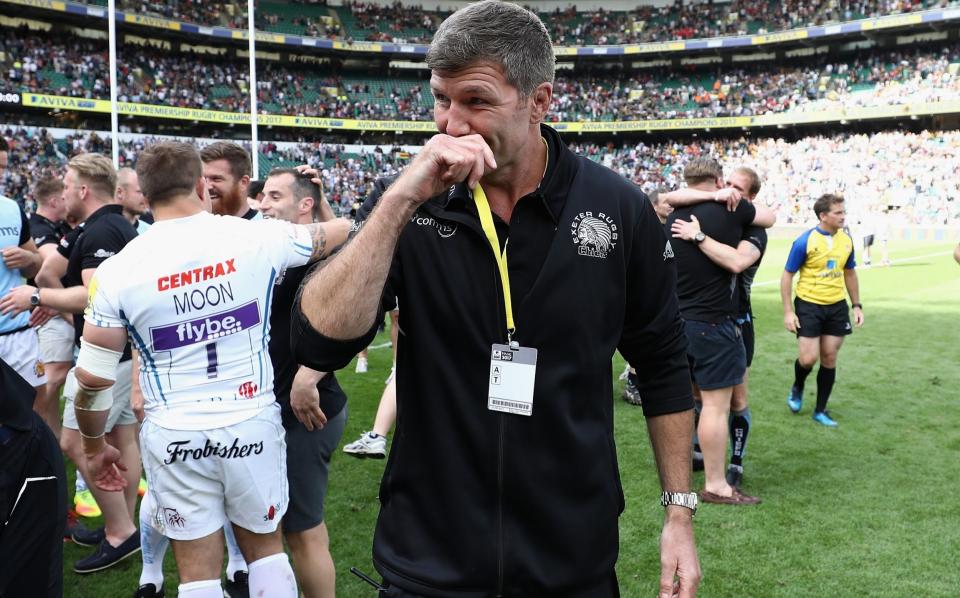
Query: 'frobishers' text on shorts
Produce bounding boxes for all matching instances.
[794,297,852,338]
[684,319,746,390]
[140,402,288,541]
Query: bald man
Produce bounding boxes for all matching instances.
[116,168,150,235]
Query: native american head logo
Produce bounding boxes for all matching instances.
[571,212,618,259]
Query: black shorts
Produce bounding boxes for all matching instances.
[736,315,755,368]
[684,319,746,390]
[282,407,347,534]
[863,234,875,248]
[795,297,852,338]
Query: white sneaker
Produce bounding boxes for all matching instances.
[355,357,368,373]
[343,432,387,459]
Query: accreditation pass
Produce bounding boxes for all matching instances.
[487,344,538,416]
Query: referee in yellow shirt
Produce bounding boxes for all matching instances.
[781,194,864,427]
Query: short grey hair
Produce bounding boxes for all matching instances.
[426,0,555,98]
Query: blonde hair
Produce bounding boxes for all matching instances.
[68,153,117,199]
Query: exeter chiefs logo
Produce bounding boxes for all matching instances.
[571,212,618,259]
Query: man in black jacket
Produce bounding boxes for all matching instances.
[292,2,700,596]
[0,357,66,598]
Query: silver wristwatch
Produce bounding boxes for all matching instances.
[693,231,706,244]
[661,491,698,516]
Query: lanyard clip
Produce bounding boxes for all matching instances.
[508,329,519,350]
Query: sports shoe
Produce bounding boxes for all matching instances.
[787,386,803,414]
[699,487,761,505]
[621,377,642,406]
[64,509,82,543]
[224,570,249,598]
[133,583,164,597]
[812,411,839,427]
[343,431,387,459]
[74,489,102,518]
[726,464,743,489]
[74,531,141,574]
[71,524,106,547]
[138,478,148,498]
[355,357,368,374]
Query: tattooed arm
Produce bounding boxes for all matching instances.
[301,218,352,262]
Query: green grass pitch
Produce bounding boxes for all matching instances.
[61,239,960,597]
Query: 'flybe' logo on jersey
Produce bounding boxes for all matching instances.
[157,259,237,291]
[151,301,261,350]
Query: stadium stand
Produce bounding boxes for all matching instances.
[4,27,959,121]
[3,126,957,226]
[32,0,960,44]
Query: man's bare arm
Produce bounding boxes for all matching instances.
[663,187,740,210]
[647,410,701,597]
[781,270,800,332]
[36,251,68,289]
[671,216,761,273]
[302,218,351,262]
[3,239,43,278]
[752,206,777,228]
[844,269,864,327]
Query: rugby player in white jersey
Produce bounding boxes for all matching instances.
[71,142,350,598]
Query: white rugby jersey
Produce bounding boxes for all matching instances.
[85,211,313,430]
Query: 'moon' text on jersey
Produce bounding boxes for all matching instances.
[86,212,312,430]
[785,226,856,305]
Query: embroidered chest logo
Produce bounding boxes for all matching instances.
[571,212,618,259]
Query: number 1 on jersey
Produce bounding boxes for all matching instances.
[206,342,218,379]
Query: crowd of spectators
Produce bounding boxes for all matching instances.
[574,129,960,226]
[119,0,244,27]
[5,27,958,122]
[344,2,441,43]
[3,127,956,227]
[53,0,959,44]
[0,31,109,99]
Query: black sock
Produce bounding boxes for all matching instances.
[729,408,751,467]
[815,367,836,413]
[794,359,813,393]
[692,401,702,454]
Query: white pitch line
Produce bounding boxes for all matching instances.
[368,341,393,350]
[752,250,954,288]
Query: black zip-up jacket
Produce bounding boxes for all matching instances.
[292,125,693,597]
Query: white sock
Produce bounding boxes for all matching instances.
[223,523,247,580]
[248,553,297,598]
[75,473,88,494]
[177,579,222,597]
[138,500,169,588]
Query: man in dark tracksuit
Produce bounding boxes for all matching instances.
[0,358,66,598]
[293,3,701,596]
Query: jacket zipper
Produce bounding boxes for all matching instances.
[492,254,507,597]
[496,413,505,597]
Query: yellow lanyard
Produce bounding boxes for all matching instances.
[473,184,515,339]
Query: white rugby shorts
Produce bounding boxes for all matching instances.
[0,327,47,387]
[37,316,75,363]
[140,403,288,541]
